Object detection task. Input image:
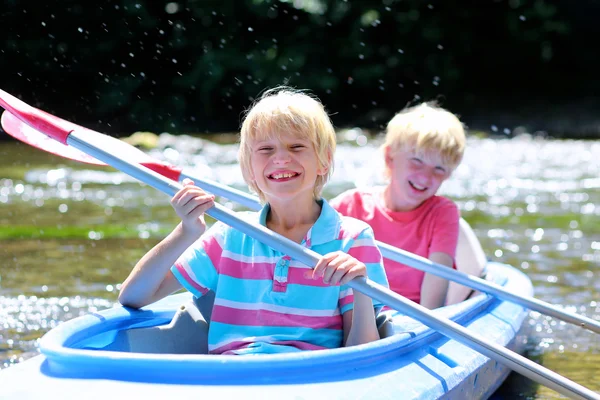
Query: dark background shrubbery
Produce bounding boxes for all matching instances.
[1,0,599,138]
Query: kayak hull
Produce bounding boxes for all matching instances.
[0,262,532,399]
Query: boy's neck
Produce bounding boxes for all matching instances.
[267,196,322,243]
[382,185,422,212]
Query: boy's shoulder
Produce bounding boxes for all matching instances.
[420,195,460,219]
[336,213,375,240]
[333,186,381,200]
[426,195,458,210]
[330,186,382,210]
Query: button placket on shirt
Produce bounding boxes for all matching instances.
[273,255,291,293]
[272,230,312,293]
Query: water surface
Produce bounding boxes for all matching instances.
[0,134,598,398]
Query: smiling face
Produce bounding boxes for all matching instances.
[238,88,336,203]
[248,132,327,204]
[384,146,452,211]
[380,102,465,211]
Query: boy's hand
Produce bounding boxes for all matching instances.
[171,179,215,237]
[312,251,367,286]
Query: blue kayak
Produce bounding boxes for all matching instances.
[0,261,532,399]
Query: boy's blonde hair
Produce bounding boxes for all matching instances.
[382,101,466,179]
[238,87,336,203]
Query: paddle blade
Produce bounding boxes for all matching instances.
[0,88,75,144]
[2,110,106,166]
[2,107,184,182]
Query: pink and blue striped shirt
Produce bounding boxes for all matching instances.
[170,199,389,355]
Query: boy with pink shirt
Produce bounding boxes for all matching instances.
[331,102,480,309]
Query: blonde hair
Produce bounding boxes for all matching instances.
[238,87,336,203]
[382,101,466,179]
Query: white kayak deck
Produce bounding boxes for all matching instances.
[0,262,532,400]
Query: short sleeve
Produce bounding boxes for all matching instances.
[170,221,228,298]
[429,200,460,259]
[339,226,389,314]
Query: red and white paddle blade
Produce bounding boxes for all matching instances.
[1,110,106,166]
[1,102,183,181]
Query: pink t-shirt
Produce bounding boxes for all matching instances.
[330,187,459,304]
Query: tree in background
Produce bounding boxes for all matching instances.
[1,0,595,137]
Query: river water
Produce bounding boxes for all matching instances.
[0,133,598,398]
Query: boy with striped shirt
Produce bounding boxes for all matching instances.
[118,87,389,355]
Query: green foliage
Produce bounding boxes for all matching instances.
[0,0,594,136]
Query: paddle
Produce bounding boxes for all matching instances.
[1,90,598,400]
[3,109,600,336]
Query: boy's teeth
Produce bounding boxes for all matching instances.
[272,172,295,179]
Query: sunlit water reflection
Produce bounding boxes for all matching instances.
[0,134,598,398]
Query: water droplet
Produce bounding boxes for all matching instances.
[165,2,179,14]
[569,220,579,229]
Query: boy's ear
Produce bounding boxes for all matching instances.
[384,146,393,167]
[317,150,333,176]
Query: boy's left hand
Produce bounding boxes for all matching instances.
[311,251,367,286]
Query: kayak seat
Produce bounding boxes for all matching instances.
[377,312,395,338]
[114,291,215,354]
[120,291,395,353]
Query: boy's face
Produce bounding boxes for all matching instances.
[385,147,452,211]
[248,131,326,204]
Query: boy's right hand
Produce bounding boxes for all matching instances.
[171,179,215,237]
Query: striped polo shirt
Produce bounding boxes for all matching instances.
[171,199,389,355]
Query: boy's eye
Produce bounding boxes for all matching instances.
[410,157,423,165]
[257,147,273,152]
[434,166,447,175]
[290,144,305,150]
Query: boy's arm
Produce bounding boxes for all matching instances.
[420,251,453,309]
[118,223,196,309]
[119,181,214,309]
[342,292,379,346]
[420,199,459,309]
[312,250,381,346]
[336,226,389,346]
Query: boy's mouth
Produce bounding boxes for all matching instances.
[268,171,300,180]
[409,180,427,192]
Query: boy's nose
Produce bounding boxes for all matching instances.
[417,168,435,183]
[273,151,291,164]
